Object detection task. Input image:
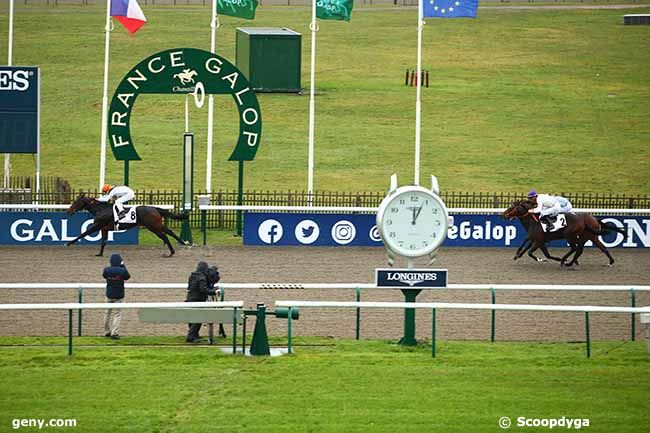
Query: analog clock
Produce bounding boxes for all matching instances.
[376,185,449,258]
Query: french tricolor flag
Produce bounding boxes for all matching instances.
[111,0,147,35]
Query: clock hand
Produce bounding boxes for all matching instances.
[413,205,423,224]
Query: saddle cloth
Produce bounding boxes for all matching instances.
[113,205,137,225]
[541,214,567,233]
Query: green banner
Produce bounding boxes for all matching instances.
[107,48,262,162]
[317,0,354,21]
[217,0,258,20]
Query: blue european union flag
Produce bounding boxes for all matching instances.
[423,0,478,18]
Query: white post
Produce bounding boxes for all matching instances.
[205,0,218,194]
[414,0,424,187]
[4,0,15,189]
[98,0,112,190]
[307,0,318,205]
[185,95,189,133]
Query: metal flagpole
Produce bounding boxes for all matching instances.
[414,0,424,187]
[4,0,15,189]
[36,66,40,195]
[307,0,318,205]
[205,0,219,193]
[98,0,112,190]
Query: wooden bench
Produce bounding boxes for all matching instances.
[138,307,243,351]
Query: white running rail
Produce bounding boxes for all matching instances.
[197,205,650,215]
[1,283,649,292]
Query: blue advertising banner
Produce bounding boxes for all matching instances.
[0,212,138,245]
[243,213,650,248]
[0,66,39,153]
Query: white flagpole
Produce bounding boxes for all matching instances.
[98,0,112,190]
[4,0,15,189]
[205,0,218,194]
[307,0,318,205]
[414,0,424,186]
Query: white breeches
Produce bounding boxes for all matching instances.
[540,203,561,218]
[114,192,134,211]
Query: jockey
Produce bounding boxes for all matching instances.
[527,190,573,231]
[98,184,135,220]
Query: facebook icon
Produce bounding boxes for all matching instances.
[258,219,283,244]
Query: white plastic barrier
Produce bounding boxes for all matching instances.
[274,301,650,357]
[0,301,244,355]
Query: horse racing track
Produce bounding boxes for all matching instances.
[1,245,649,433]
[1,245,649,340]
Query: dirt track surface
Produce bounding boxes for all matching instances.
[1,245,649,341]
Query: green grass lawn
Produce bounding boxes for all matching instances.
[1,4,649,194]
[0,337,648,433]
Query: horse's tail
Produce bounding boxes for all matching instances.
[599,220,627,236]
[157,208,188,220]
[584,219,626,237]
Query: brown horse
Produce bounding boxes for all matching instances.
[66,194,189,257]
[502,199,626,267]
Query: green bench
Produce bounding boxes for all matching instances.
[138,307,243,352]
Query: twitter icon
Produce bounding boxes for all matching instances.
[295,219,320,244]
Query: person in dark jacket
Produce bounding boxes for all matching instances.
[186,261,216,342]
[102,253,130,340]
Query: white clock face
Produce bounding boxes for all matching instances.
[377,186,448,257]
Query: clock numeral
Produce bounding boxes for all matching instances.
[432,208,438,213]
[431,233,437,238]
[389,232,396,238]
[399,199,405,205]
[410,196,419,202]
[422,241,429,246]
[386,219,393,226]
[409,244,416,250]
[390,207,398,213]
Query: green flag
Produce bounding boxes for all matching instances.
[217,0,258,20]
[316,0,354,22]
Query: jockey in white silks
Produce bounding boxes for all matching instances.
[527,190,573,230]
[97,184,135,219]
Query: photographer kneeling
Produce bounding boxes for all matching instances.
[185,261,219,343]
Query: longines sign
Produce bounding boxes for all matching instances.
[375,269,448,288]
[108,48,262,162]
[0,66,39,154]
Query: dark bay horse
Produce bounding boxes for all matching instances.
[502,199,626,267]
[66,194,189,257]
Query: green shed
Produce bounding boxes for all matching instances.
[236,27,302,93]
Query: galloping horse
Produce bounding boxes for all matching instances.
[502,199,626,267]
[66,194,189,257]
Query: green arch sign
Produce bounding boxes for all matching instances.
[107,48,262,162]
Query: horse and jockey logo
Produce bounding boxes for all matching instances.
[541,214,568,233]
[173,69,198,85]
[113,206,137,227]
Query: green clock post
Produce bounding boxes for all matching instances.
[376,174,450,346]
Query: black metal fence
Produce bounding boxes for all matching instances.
[1,189,649,229]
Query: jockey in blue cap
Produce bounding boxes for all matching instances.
[527,190,573,231]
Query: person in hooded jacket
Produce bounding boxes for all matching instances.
[102,253,131,340]
[186,261,216,342]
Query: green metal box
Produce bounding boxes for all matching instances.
[236,27,302,93]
